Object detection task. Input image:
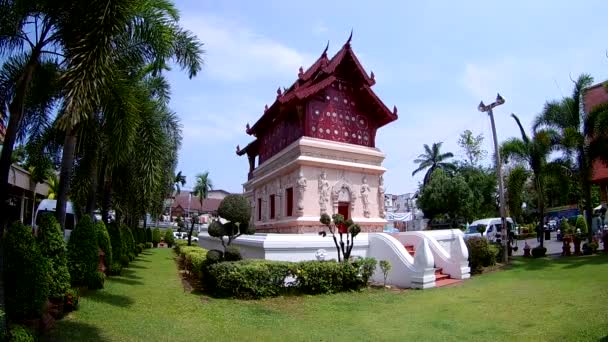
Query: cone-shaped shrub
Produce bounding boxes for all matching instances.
[164,229,175,247]
[36,214,71,299]
[121,225,136,260]
[107,223,124,266]
[152,228,161,247]
[146,227,152,243]
[67,215,100,288]
[96,221,113,269]
[4,221,49,320]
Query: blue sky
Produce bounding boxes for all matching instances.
[167,0,608,195]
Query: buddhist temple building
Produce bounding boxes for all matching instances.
[236,34,398,233]
[584,81,608,205]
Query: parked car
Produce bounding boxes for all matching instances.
[34,199,77,241]
[466,217,515,242]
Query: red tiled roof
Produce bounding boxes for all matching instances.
[584,82,608,182]
[170,193,222,213]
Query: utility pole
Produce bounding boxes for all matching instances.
[478,93,508,263]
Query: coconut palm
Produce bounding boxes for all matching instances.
[533,74,608,242]
[191,172,212,245]
[412,142,456,186]
[173,171,187,195]
[500,114,560,249]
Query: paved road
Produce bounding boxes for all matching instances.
[510,232,563,256]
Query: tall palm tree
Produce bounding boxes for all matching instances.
[173,171,186,195]
[412,142,456,186]
[46,173,59,199]
[53,0,203,229]
[191,172,212,246]
[500,114,559,249]
[533,74,608,242]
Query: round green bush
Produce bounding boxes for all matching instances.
[36,213,71,299]
[67,215,100,288]
[465,236,496,274]
[164,228,175,247]
[218,194,251,224]
[4,221,50,320]
[7,324,35,342]
[224,246,242,261]
[108,261,123,276]
[107,223,124,267]
[95,221,113,270]
[146,227,152,243]
[208,220,223,238]
[532,246,547,258]
[152,228,161,246]
[87,271,105,290]
[205,249,224,265]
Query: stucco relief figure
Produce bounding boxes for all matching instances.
[361,175,371,218]
[378,175,386,218]
[276,181,283,219]
[318,171,330,215]
[296,171,307,214]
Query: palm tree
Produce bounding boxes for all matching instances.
[173,171,187,195]
[46,173,59,199]
[53,0,203,229]
[412,142,456,186]
[191,172,212,246]
[500,114,559,249]
[533,74,608,242]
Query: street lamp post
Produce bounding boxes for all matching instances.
[478,93,508,263]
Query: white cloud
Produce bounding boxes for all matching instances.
[181,14,315,82]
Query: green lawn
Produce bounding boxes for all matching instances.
[48,249,608,341]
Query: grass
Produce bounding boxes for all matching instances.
[48,249,608,341]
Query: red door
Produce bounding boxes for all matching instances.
[338,202,349,233]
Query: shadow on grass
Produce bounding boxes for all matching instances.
[121,269,143,279]
[108,277,144,286]
[86,291,135,308]
[45,320,109,342]
[126,264,147,270]
[512,254,608,271]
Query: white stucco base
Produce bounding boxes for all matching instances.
[198,229,470,289]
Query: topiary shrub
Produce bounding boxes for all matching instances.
[6,324,35,342]
[135,244,143,254]
[137,227,146,244]
[164,228,175,247]
[95,221,113,270]
[121,225,136,260]
[4,221,49,320]
[67,215,100,288]
[120,255,130,267]
[532,246,547,258]
[465,236,495,274]
[146,242,153,249]
[36,213,71,299]
[224,246,242,261]
[575,215,588,235]
[152,228,161,247]
[108,262,123,276]
[559,219,572,235]
[146,227,152,243]
[87,271,105,290]
[107,223,124,268]
[209,195,254,250]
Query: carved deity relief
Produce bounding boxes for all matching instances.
[360,175,371,218]
[276,180,283,220]
[378,175,386,218]
[261,185,268,221]
[296,170,307,214]
[318,170,331,215]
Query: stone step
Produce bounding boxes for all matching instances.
[435,273,450,281]
[434,278,462,288]
[404,245,415,256]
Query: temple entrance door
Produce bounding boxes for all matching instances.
[338,202,350,220]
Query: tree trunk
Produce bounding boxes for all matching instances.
[56,129,78,230]
[85,149,99,218]
[580,150,594,243]
[101,177,112,224]
[31,182,37,227]
[536,177,545,249]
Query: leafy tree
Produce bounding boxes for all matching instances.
[4,221,49,320]
[412,142,456,186]
[417,169,475,227]
[534,74,608,242]
[66,215,100,288]
[191,171,213,245]
[208,195,254,251]
[506,166,528,223]
[379,260,391,286]
[458,130,487,166]
[36,214,71,299]
[500,113,558,249]
[456,164,497,220]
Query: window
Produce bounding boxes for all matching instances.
[286,188,294,217]
[270,195,276,219]
[257,198,262,221]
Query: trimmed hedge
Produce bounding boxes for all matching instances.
[465,236,496,274]
[121,225,136,260]
[174,239,188,254]
[95,221,113,269]
[4,221,49,320]
[152,228,161,247]
[67,215,100,288]
[164,228,175,247]
[107,223,124,268]
[36,214,71,299]
[207,258,377,299]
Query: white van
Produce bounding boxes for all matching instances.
[466,217,515,242]
[34,199,77,240]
